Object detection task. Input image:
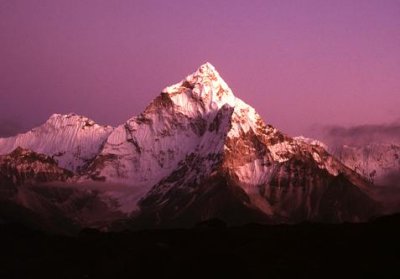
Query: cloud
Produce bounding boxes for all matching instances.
[315,120,400,213]
[319,120,400,147]
[0,119,22,137]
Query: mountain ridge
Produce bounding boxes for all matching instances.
[0,63,382,231]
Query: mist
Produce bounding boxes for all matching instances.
[315,121,400,147]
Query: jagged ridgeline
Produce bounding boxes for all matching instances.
[0,63,379,233]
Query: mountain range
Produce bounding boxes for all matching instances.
[0,63,390,233]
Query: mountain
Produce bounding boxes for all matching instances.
[0,147,72,187]
[0,63,380,232]
[0,148,123,234]
[314,123,400,188]
[124,63,377,227]
[328,143,400,214]
[0,114,113,172]
[331,144,400,186]
[304,121,400,214]
[315,125,400,214]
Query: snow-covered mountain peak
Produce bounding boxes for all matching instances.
[0,113,113,172]
[162,63,236,115]
[191,62,222,80]
[0,64,381,228]
[46,113,112,130]
[88,63,240,191]
[159,63,289,158]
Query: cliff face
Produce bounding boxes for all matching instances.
[0,63,381,232]
[332,144,400,185]
[0,147,72,187]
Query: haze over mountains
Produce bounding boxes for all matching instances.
[0,63,396,233]
[315,123,400,214]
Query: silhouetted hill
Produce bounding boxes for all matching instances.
[1,214,399,278]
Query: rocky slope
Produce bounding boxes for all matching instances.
[328,143,400,215]
[0,147,72,188]
[332,144,400,185]
[0,63,381,231]
[0,148,123,234]
[114,63,377,226]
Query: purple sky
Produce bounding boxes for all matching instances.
[1,0,399,137]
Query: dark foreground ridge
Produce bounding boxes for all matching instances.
[1,214,399,278]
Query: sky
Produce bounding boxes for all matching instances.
[0,0,399,138]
